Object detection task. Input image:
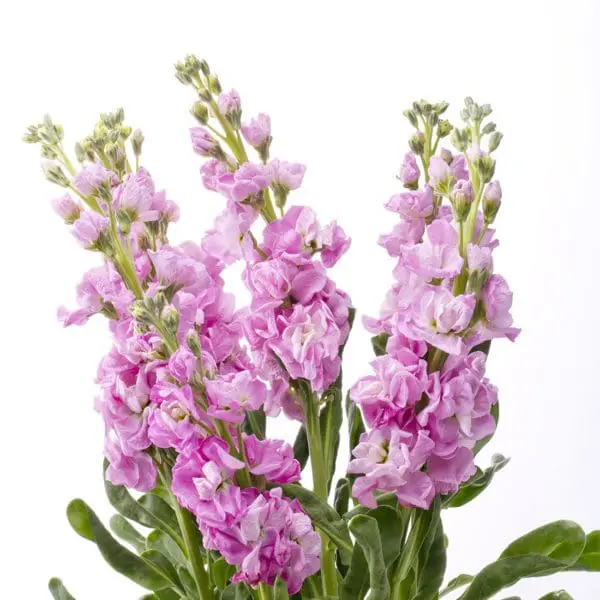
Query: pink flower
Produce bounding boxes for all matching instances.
[52,194,80,222]
[386,186,434,220]
[73,161,116,196]
[241,113,271,148]
[218,89,241,116]
[71,211,109,247]
[190,127,218,156]
[267,159,306,190]
[348,428,435,509]
[168,346,198,384]
[399,152,420,188]
[450,154,469,181]
[148,383,205,451]
[350,354,426,428]
[104,431,156,492]
[428,156,453,188]
[320,221,351,267]
[200,159,230,191]
[243,435,301,483]
[427,447,476,495]
[113,168,160,222]
[467,243,493,272]
[378,219,425,257]
[245,258,294,305]
[403,219,463,279]
[217,162,271,203]
[205,371,267,423]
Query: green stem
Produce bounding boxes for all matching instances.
[157,460,212,600]
[304,390,338,598]
[257,583,273,600]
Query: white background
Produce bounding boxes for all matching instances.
[1,1,599,598]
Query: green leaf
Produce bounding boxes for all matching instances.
[413,521,447,600]
[146,530,187,567]
[371,333,389,356]
[346,392,365,469]
[334,478,350,517]
[439,574,474,598]
[345,514,390,600]
[177,566,198,597]
[293,426,309,470]
[212,557,236,590]
[65,499,171,591]
[320,385,343,493]
[138,493,183,548]
[110,515,146,554]
[568,530,600,571]
[460,521,586,600]
[141,550,181,589]
[367,506,406,567]
[473,402,499,456]
[281,484,353,563]
[444,454,510,508]
[48,578,76,600]
[104,460,159,529]
[539,591,574,600]
[500,520,585,562]
[274,577,290,599]
[222,582,252,600]
[242,409,266,440]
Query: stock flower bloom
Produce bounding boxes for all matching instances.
[481,274,519,341]
[241,113,271,148]
[217,162,271,202]
[378,219,425,256]
[167,346,198,384]
[71,211,109,247]
[243,435,301,483]
[73,161,116,196]
[450,154,469,181]
[190,127,219,156]
[200,159,231,191]
[348,428,435,509]
[350,355,426,427]
[267,159,306,190]
[52,194,80,222]
[205,371,267,423]
[245,258,294,305]
[399,152,420,188]
[320,221,351,267]
[104,431,157,492]
[403,219,463,279]
[428,156,453,187]
[467,243,493,272]
[218,89,241,116]
[114,168,160,222]
[386,186,434,219]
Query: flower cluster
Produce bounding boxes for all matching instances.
[349,99,519,509]
[26,56,356,594]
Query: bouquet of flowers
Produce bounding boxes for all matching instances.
[26,55,599,600]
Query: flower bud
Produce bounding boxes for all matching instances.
[398,152,420,190]
[483,181,502,223]
[199,59,210,77]
[218,89,241,129]
[440,148,453,165]
[488,131,503,153]
[185,55,201,72]
[52,194,81,223]
[408,131,425,156]
[186,329,202,357]
[43,162,70,187]
[162,305,180,333]
[403,108,418,128]
[197,86,212,102]
[191,101,209,125]
[481,121,497,135]
[208,74,222,95]
[451,179,474,222]
[130,300,153,325]
[474,154,496,183]
[437,119,453,138]
[428,156,455,195]
[451,128,469,152]
[131,129,144,157]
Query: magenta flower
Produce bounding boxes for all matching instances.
[243,435,301,483]
[267,159,306,190]
[378,219,425,257]
[113,167,160,222]
[217,162,271,203]
[205,371,267,423]
[320,221,351,267]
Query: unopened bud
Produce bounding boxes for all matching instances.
[474,154,496,183]
[483,181,502,223]
[437,119,453,138]
[403,109,418,128]
[186,329,202,357]
[197,86,212,102]
[23,125,41,144]
[488,131,503,153]
[428,156,455,195]
[451,179,474,221]
[435,101,449,115]
[481,121,497,135]
[43,162,70,187]
[130,300,153,325]
[440,148,453,165]
[208,73,221,95]
[131,129,144,157]
[451,128,469,152]
[199,59,210,77]
[185,55,201,72]
[191,101,209,125]
[162,305,180,332]
[408,130,425,155]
